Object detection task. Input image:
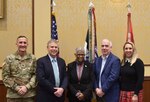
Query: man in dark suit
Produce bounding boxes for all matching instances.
[93,39,120,102]
[67,47,94,102]
[36,39,68,102]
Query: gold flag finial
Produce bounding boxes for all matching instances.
[127,1,131,13]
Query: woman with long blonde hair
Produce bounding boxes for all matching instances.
[120,41,144,102]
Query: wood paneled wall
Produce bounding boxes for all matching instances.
[143,77,150,102]
[0,77,150,102]
[0,80,6,102]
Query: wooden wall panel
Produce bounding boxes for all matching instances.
[143,77,150,102]
[0,80,6,102]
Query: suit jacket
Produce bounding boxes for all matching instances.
[94,53,120,102]
[67,61,94,101]
[36,55,68,102]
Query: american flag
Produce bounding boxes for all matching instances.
[51,13,58,40]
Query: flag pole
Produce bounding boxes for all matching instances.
[51,0,53,13]
[51,0,56,31]
[88,2,93,62]
[51,0,57,39]
[126,2,130,42]
[89,2,98,63]
[126,0,134,43]
[84,1,98,62]
[51,0,56,29]
[51,0,53,39]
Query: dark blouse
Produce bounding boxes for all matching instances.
[120,58,144,95]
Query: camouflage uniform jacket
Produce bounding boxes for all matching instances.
[2,52,36,98]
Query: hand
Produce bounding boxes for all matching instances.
[76,91,81,97]
[77,92,85,101]
[95,88,105,97]
[17,86,28,96]
[54,87,64,97]
[132,94,138,102]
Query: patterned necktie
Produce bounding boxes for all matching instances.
[52,59,60,87]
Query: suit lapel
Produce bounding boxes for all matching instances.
[97,57,102,75]
[72,62,78,81]
[80,62,88,81]
[46,55,55,77]
[101,53,112,74]
[80,63,84,81]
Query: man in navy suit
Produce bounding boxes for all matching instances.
[93,39,120,102]
[36,39,68,102]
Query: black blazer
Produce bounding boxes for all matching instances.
[36,55,68,102]
[67,61,94,101]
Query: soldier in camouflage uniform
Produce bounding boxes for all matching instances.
[2,35,36,102]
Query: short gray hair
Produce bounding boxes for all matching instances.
[47,39,58,48]
[75,47,85,54]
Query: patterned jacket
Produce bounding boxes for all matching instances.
[2,52,36,98]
